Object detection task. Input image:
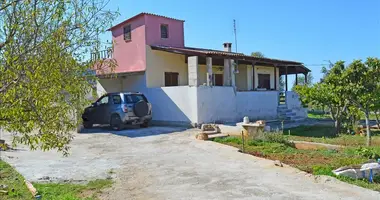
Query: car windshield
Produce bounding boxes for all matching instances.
[124,94,147,103]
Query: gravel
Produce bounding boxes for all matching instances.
[1,126,379,199]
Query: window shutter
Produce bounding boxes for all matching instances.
[160,24,168,39]
[124,25,131,41]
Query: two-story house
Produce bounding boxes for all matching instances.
[95,12,310,126]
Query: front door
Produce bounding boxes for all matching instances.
[213,74,223,86]
[258,74,271,90]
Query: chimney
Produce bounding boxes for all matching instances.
[223,42,232,52]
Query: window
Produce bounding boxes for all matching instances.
[213,74,223,86]
[160,24,169,39]
[258,74,271,90]
[164,72,179,86]
[112,95,121,104]
[124,24,131,41]
[124,94,148,103]
[97,95,109,105]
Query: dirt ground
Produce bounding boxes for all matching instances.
[1,125,379,200]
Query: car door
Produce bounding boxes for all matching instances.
[93,95,110,124]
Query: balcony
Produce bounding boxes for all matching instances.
[91,47,113,61]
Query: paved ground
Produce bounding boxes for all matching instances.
[1,125,379,200]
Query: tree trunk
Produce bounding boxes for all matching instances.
[334,119,341,137]
[375,110,380,129]
[365,110,371,146]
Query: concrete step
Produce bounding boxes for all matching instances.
[290,116,307,122]
[285,112,296,116]
[208,133,229,139]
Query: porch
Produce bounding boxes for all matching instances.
[150,44,310,92]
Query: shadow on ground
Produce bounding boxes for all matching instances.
[78,125,189,138]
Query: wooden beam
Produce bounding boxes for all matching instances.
[285,66,288,91]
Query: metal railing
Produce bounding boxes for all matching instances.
[278,91,286,105]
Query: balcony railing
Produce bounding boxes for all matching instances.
[91,47,113,61]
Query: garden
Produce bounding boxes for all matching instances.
[213,125,380,191]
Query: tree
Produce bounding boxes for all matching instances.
[0,0,118,154]
[296,59,380,145]
[341,58,380,146]
[251,51,265,58]
[295,61,349,136]
[292,73,313,90]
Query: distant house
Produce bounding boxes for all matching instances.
[94,12,310,126]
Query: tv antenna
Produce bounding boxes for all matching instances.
[233,19,239,73]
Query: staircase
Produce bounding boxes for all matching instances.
[277,105,305,122]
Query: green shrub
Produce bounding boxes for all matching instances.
[312,165,335,176]
[354,147,380,159]
[263,131,294,147]
[213,136,242,144]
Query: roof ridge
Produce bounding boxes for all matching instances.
[107,12,184,31]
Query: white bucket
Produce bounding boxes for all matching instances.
[243,116,250,124]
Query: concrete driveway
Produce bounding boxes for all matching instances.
[1,126,379,200]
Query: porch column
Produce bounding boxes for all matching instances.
[295,73,298,86]
[230,60,236,87]
[247,65,253,90]
[304,72,308,84]
[188,56,199,86]
[223,58,231,86]
[206,57,213,86]
[285,66,288,91]
[252,63,256,89]
[274,65,277,90]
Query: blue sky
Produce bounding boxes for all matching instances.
[102,0,380,83]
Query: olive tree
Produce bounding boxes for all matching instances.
[295,61,349,136]
[0,0,118,154]
[341,58,380,146]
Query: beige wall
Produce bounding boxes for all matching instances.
[145,49,280,91]
[199,63,248,90]
[198,64,224,85]
[145,46,188,87]
[254,65,280,90]
[235,64,248,91]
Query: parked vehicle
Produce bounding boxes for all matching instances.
[82,92,152,130]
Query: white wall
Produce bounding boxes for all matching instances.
[144,86,198,123]
[286,91,307,118]
[197,86,237,123]
[196,86,279,124]
[236,91,279,120]
[96,74,304,125]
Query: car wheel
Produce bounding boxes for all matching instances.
[83,121,93,129]
[110,114,123,131]
[140,121,149,128]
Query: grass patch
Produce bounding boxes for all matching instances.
[307,111,379,121]
[213,134,380,191]
[284,125,336,138]
[285,125,380,146]
[308,112,330,119]
[0,160,112,200]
